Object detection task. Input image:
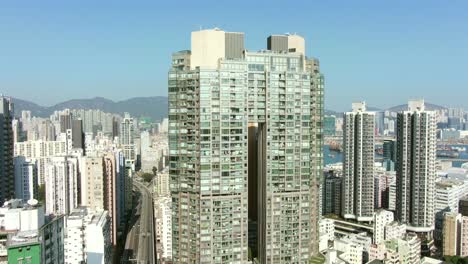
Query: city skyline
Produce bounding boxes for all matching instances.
[2,2,468,263]
[1,1,468,111]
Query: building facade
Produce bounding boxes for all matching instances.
[45,156,80,215]
[120,113,136,161]
[169,29,324,263]
[342,102,375,222]
[0,96,15,204]
[14,157,38,202]
[396,100,436,237]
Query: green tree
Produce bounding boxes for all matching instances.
[38,185,46,203]
[152,166,158,176]
[141,173,154,182]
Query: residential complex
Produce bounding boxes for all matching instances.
[169,29,324,263]
[342,102,375,222]
[396,100,437,238]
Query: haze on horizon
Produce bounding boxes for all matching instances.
[1,0,467,112]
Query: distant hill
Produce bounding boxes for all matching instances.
[13,96,448,122]
[386,102,446,112]
[12,96,168,122]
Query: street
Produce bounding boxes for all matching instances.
[122,179,155,264]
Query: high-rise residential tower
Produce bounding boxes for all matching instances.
[120,113,135,161]
[0,96,15,204]
[45,156,81,215]
[169,29,324,263]
[342,102,375,222]
[396,100,436,240]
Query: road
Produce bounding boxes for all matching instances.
[122,179,155,264]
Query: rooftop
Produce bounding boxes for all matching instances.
[6,231,40,248]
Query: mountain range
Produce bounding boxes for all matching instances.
[11,96,447,121]
[13,96,168,122]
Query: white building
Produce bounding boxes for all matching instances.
[385,221,407,242]
[65,208,112,264]
[373,209,394,244]
[342,102,375,222]
[319,218,335,252]
[155,197,172,260]
[45,156,81,215]
[0,200,44,232]
[435,179,467,215]
[396,100,436,235]
[120,113,135,161]
[159,118,169,134]
[85,210,112,264]
[155,170,170,197]
[333,237,363,264]
[369,233,421,264]
[65,208,87,264]
[388,172,397,211]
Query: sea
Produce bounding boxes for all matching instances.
[323,145,343,165]
[324,144,468,167]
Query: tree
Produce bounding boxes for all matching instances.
[38,185,46,203]
[141,173,154,182]
[152,166,158,176]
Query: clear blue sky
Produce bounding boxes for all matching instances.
[1,0,467,111]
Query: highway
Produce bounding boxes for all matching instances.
[122,179,156,264]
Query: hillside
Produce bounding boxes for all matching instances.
[13,96,168,122]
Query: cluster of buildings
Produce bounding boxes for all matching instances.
[0,96,165,263]
[320,100,468,263]
[326,106,467,139]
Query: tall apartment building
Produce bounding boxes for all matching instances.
[65,208,87,264]
[85,210,112,264]
[81,156,105,211]
[442,212,461,256]
[461,216,468,257]
[342,102,375,222]
[396,100,436,239]
[45,156,81,215]
[169,29,324,263]
[155,197,173,261]
[64,208,112,264]
[80,153,125,247]
[14,157,38,202]
[120,113,136,161]
[322,171,342,216]
[103,153,118,246]
[59,109,72,133]
[0,96,15,204]
[72,119,85,151]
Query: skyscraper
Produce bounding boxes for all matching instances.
[396,100,436,240]
[14,156,38,202]
[342,102,375,222]
[120,113,135,161]
[169,29,324,263]
[45,156,80,215]
[72,119,85,151]
[59,109,72,133]
[0,96,15,204]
